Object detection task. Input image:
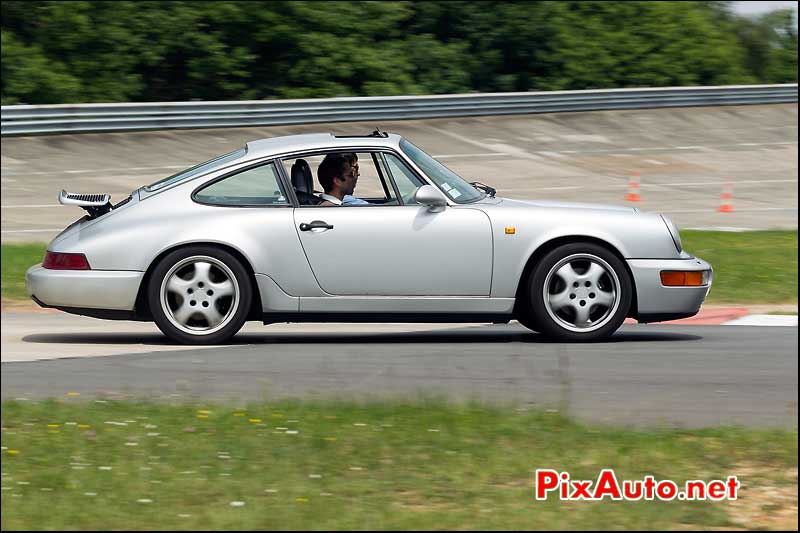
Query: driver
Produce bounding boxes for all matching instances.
[317,153,371,206]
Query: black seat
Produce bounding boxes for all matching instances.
[291,159,322,206]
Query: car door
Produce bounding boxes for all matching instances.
[290,151,493,296]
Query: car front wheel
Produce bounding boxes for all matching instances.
[521,243,632,341]
[148,246,252,344]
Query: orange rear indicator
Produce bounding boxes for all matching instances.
[660,270,708,287]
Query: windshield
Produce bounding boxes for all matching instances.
[400,139,484,203]
[144,148,246,192]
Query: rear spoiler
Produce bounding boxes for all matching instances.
[58,190,112,219]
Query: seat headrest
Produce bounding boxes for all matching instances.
[291,159,313,194]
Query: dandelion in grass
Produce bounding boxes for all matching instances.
[248,418,262,424]
[234,412,246,417]
[6,450,20,455]
[295,498,309,503]
[324,437,337,442]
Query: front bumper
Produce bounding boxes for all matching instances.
[627,256,712,323]
[26,265,144,311]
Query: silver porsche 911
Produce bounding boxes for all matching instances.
[26,130,712,344]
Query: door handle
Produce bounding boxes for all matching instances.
[299,220,334,231]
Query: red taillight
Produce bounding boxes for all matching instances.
[42,252,91,270]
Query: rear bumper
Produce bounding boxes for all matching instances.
[627,256,712,323]
[26,264,144,311]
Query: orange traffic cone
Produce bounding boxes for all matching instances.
[718,182,734,213]
[625,171,641,202]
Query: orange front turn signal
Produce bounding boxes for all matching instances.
[660,270,707,286]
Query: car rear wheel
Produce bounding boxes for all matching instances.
[520,243,632,341]
[148,246,252,344]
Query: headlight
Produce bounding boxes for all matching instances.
[660,215,682,252]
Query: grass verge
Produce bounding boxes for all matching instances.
[1,231,797,305]
[1,243,46,302]
[1,399,796,530]
[681,230,797,304]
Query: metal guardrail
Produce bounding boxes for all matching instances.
[1,84,796,136]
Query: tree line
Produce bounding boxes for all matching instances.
[1,1,797,105]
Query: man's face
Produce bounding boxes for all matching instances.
[338,161,359,196]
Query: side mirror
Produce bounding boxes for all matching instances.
[414,185,447,208]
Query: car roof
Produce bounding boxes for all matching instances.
[244,133,403,160]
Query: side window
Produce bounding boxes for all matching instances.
[282,152,398,205]
[195,163,289,206]
[384,153,425,205]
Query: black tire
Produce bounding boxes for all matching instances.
[515,303,540,332]
[520,242,632,341]
[148,246,253,345]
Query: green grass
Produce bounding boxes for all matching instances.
[1,231,797,305]
[1,243,46,301]
[1,399,797,530]
[681,230,797,304]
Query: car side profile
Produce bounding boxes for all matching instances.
[26,131,712,344]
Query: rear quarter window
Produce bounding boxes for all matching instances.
[194,163,289,206]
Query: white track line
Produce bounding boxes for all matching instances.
[2,165,189,177]
[723,315,798,327]
[1,204,61,208]
[1,228,63,234]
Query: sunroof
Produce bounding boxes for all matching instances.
[334,129,389,139]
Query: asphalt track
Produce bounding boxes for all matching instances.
[2,104,797,241]
[2,317,796,429]
[2,104,797,430]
